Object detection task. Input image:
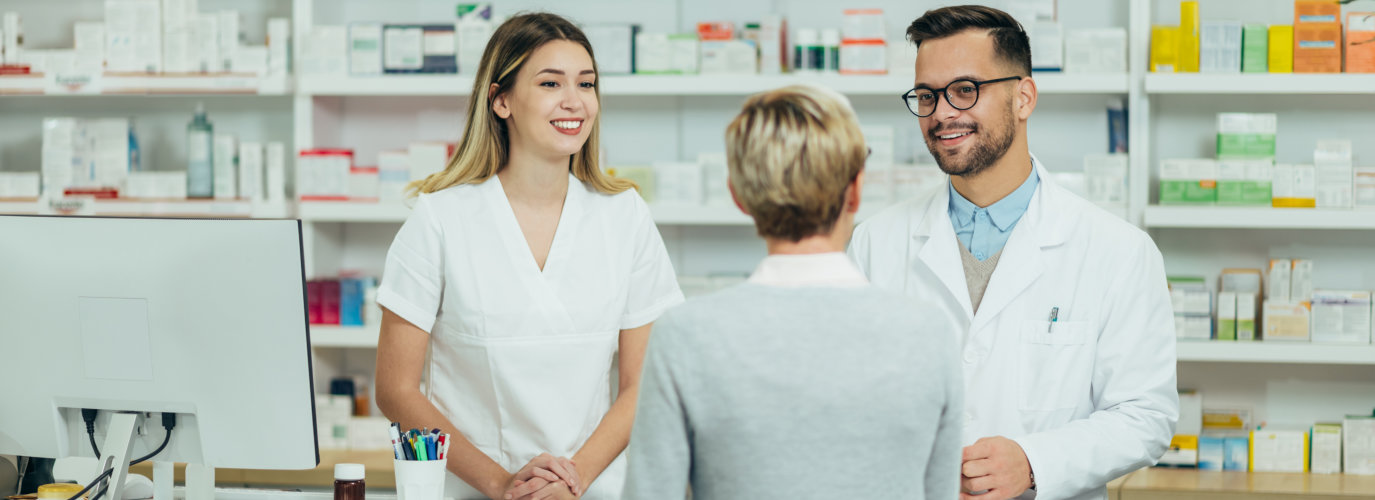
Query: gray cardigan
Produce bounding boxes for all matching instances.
[622,283,963,500]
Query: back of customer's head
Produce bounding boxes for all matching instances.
[725,85,866,242]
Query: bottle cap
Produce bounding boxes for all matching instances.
[334,463,365,481]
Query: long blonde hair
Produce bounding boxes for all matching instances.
[407,13,634,196]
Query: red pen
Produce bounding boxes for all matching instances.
[437,434,447,459]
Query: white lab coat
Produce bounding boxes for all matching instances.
[378,173,685,500]
[848,158,1178,500]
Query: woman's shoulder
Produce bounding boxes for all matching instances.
[578,177,651,217]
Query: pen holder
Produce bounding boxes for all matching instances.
[394,459,448,500]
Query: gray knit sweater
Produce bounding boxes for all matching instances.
[622,283,963,500]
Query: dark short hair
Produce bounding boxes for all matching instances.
[907,5,1032,76]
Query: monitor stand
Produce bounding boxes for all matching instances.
[97,413,213,500]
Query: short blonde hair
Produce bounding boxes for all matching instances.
[725,84,866,242]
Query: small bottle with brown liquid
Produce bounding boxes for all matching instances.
[334,463,365,500]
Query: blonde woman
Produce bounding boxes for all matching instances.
[375,13,684,500]
[622,85,962,499]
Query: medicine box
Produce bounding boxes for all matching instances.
[1160,390,1203,467]
[302,26,347,76]
[1200,21,1242,73]
[1293,22,1341,72]
[585,24,638,75]
[653,161,704,205]
[1217,159,1272,205]
[1242,24,1267,72]
[1272,164,1317,208]
[1217,113,1277,159]
[1236,292,1257,340]
[1268,25,1294,73]
[1179,1,1200,72]
[382,25,422,73]
[1217,292,1237,341]
[700,40,758,75]
[1150,25,1179,73]
[1065,28,1127,74]
[1224,436,1249,470]
[1251,428,1308,472]
[1160,159,1217,204]
[213,134,237,200]
[1348,13,1375,73]
[407,142,451,184]
[1198,435,1225,470]
[348,23,383,75]
[1268,259,1292,302]
[1262,300,1310,341]
[1310,290,1372,344]
[1357,166,1375,208]
[1345,415,1375,475]
[296,149,353,201]
[1312,422,1343,474]
[378,150,409,202]
[1314,139,1353,209]
[1290,259,1314,303]
[0,172,39,198]
[635,33,698,74]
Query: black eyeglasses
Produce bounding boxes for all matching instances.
[901,76,1023,117]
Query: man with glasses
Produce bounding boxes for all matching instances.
[849,5,1178,500]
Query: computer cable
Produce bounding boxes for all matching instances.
[81,409,100,459]
[70,413,176,500]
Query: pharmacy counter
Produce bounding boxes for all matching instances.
[128,449,397,489]
[129,456,1375,498]
[1116,468,1375,499]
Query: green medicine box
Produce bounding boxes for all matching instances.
[1217,113,1277,159]
[1217,160,1273,205]
[1160,159,1219,204]
[1242,24,1268,72]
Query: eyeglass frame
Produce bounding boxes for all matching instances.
[900,76,1024,118]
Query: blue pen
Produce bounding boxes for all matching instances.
[402,433,416,460]
[426,434,438,459]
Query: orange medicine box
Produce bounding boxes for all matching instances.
[1294,0,1342,73]
[1294,22,1342,72]
[1347,13,1375,73]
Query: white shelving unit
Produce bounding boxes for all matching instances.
[1177,341,1375,365]
[1145,73,1375,94]
[299,72,1129,97]
[0,74,293,96]
[0,198,293,218]
[310,325,382,348]
[1144,206,1375,230]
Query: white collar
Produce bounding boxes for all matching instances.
[747,252,870,288]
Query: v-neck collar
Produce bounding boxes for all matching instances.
[489,172,582,277]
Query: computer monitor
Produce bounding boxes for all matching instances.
[0,215,318,499]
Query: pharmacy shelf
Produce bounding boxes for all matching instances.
[1145,73,1375,95]
[0,198,292,218]
[0,74,292,96]
[298,72,1129,97]
[1176,341,1375,365]
[1144,206,1375,230]
[310,325,380,348]
[297,201,413,222]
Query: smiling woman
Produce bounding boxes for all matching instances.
[373,12,685,500]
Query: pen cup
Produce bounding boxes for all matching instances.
[394,459,448,500]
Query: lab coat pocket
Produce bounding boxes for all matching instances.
[1018,320,1093,413]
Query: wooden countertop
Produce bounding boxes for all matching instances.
[1116,468,1375,499]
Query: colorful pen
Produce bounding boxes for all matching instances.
[388,423,405,460]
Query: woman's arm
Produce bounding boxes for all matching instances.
[376,308,516,500]
[567,322,653,489]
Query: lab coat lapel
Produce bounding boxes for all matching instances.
[970,161,1057,331]
[914,185,975,323]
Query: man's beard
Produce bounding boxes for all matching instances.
[926,105,1016,178]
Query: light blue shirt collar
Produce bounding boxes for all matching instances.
[948,167,1039,232]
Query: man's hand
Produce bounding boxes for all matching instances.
[960,436,1033,500]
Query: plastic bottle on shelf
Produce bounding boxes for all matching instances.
[187,103,214,198]
[128,117,142,172]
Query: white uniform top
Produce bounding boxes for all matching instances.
[378,173,685,500]
[848,158,1179,500]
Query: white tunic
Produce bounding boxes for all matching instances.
[379,173,685,499]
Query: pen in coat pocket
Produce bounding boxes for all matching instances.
[1048,306,1059,332]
